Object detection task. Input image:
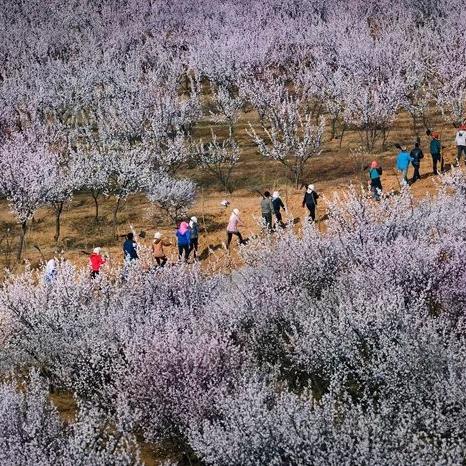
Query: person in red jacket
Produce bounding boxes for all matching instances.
[89,247,106,278]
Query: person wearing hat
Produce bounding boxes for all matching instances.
[368,161,383,200]
[226,208,246,249]
[189,216,200,259]
[302,184,319,222]
[396,146,413,185]
[455,127,466,166]
[152,232,171,267]
[272,191,286,228]
[410,142,424,183]
[89,247,106,278]
[429,132,442,175]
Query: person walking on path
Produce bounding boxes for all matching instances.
[302,184,319,222]
[455,126,466,166]
[44,257,57,285]
[368,161,383,200]
[396,146,413,186]
[226,208,246,249]
[189,216,200,259]
[123,232,138,263]
[89,247,106,278]
[176,221,191,262]
[430,132,442,175]
[152,232,171,267]
[260,191,274,230]
[410,142,424,183]
[272,191,286,228]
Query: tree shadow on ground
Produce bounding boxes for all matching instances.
[201,215,227,234]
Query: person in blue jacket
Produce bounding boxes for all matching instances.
[176,221,191,262]
[396,145,413,186]
[123,232,138,263]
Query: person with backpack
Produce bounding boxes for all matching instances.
[226,208,246,249]
[189,216,200,259]
[455,126,466,166]
[302,184,319,222]
[260,191,274,230]
[123,232,138,263]
[410,142,424,183]
[89,247,106,278]
[368,161,382,200]
[429,132,442,175]
[272,191,286,228]
[152,232,171,267]
[396,146,413,186]
[176,221,191,262]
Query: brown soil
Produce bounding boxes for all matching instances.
[0,107,458,276]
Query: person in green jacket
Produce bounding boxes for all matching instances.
[368,161,382,200]
[429,131,442,175]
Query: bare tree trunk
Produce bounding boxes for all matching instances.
[17,220,28,261]
[339,124,347,148]
[92,192,99,221]
[293,166,301,189]
[411,112,419,138]
[112,196,122,238]
[54,202,64,242]
[331,116,338,139]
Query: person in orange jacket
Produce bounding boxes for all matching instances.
[152,232,171,267]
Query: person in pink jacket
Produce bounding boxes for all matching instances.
[226,208,246,249]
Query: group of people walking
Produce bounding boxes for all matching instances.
[76,184,322,279]
[260,191,285,229]
[369,124,466,200]
[44,125,466,281]
[121,216,201,268]
[259,186,319,229]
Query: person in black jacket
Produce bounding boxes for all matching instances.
[410,142,424,183]
[272,191,286,228]
[302,184,319,222]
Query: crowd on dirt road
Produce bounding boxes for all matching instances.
[43,123,466,282]
[368,123,466,200]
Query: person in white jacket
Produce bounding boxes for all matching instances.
[455,126,466,165]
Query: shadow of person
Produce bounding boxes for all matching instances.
[198,244,225,261]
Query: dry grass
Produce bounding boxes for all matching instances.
[1,106,460,465]
[0,105,458,276]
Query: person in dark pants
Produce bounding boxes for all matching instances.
[430,132,442,175]
[123,232,138,263]
[455,125,466,165]
[272,191,286,228]
[152,232,171,267]
[189,216,199,259]
[302,184,319,222]
[368,161,382,200]
[226,208,246,248]
[176,221,191,261]
[410,142,424,183]
[89,247,106,278]
[260,191,274,230]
